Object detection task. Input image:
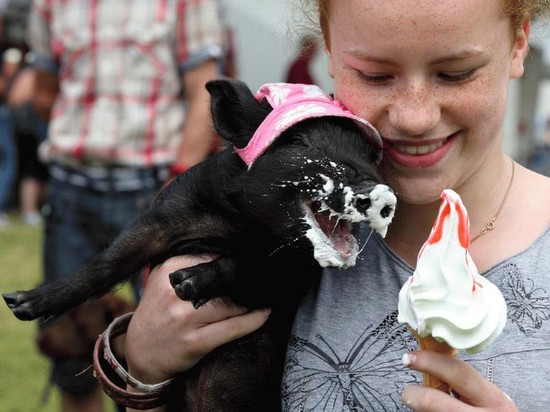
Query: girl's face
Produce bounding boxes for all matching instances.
[326,0,529,204]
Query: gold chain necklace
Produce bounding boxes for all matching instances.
[470,158,515,244]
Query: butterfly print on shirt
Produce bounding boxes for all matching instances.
[496,263,550,335]
[283,311,418,411]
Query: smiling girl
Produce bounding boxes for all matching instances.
[117,1,550,411]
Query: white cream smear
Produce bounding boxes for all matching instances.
[302,174,396,268]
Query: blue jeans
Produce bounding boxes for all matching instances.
[42,173,162,394]
[0,106,16,212]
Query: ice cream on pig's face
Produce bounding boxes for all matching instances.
[398,189,507,354]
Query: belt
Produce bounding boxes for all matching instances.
[50,164,170,192]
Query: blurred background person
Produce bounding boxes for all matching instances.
[26,0,225,411]
[0,0,35,228]
[0,0,30,55]
[0,46,19,228]
[528,115,550,176]
[284,34,319,85]
[0,0,48,226]
[8,53,48,226]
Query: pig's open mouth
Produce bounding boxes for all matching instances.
[301,183,396,268]
[302,201,360,269]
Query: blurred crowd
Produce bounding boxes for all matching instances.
[0,0,46,229]
[0,1,232,411]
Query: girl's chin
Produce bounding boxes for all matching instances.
[381,172,450,205]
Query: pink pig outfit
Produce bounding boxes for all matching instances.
[236,83,382,165]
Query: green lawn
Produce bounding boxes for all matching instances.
[0,215,118,411]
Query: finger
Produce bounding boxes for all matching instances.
[143,258,257,325]
[136,298,249,330]
[141,255,215,302]
[189,298,252,324]
[159,255,215,272]
[402,384,467,411]
[197,307,272,352]
[150,254,215,287]
[403,351,507,407]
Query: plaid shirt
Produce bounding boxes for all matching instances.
[28,0,224,167]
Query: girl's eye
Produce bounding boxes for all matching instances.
[357,71,393,85]
[438,69,476,82]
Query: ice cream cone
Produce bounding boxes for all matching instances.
[399,190,507,393]
[413,331,458,393]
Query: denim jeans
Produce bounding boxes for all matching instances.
[12,102,49,180]
[42,173,162,394]
[0,105,16,212]
[12,101,49,142]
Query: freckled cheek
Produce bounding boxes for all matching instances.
[333,71,508,141]
[332,73,386,124]
[453,86,508,140]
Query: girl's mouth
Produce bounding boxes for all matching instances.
[383,133,457,168]
[393,139,445,155]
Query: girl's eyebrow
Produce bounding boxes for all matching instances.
[344,49,485,66]
[344,50,399,66]
[430,49,485,65]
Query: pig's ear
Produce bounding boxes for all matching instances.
[205,79,271,149]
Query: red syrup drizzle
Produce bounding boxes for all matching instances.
[416,191,483,292]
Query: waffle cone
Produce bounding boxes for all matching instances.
[413,331,459,393]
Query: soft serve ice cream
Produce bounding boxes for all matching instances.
[398,189,507,390]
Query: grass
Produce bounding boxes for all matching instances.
[0,214,119,412]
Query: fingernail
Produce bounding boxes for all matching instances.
[402,352,415,367]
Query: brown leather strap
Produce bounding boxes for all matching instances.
[93,313,171,409]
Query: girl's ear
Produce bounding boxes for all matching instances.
[510,19,530,79]
[205,79,271,149]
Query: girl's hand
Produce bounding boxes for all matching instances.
[124,255,271,384]
[401,351,517,411]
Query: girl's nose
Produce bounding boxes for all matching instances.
[388,81,441,137]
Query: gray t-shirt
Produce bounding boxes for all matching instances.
[283,225,550,411]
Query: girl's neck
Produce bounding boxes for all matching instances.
[384,155,514,267]
[384,201,438,267]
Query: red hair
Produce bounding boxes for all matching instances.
[306,0,548,48]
